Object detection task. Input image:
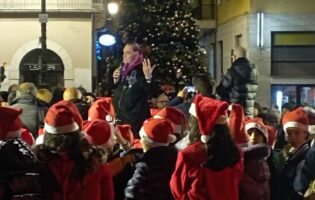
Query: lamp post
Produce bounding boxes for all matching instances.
[39,0,48,49]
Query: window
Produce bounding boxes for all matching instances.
[271,32,315,77]
[191,0,215,20]
[20,49,64,89]
[235,34,242,47]
[271,85,315,109]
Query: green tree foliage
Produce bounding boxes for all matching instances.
[118,0,207,84]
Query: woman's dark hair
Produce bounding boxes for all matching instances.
[35,131,106,180]
[125,41,151,58]
[188,115,240,171]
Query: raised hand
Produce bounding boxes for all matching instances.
[142,58,156,80]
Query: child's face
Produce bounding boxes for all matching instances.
[248,128,265,145]
[286,127,307,148]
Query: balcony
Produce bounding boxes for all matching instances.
[192,0,216,30]
[0,0,104,12]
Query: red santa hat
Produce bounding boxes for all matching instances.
[245,118,268,141]
[189,95,229,143]
[266,125,277,147]
[88,97,115,122]
[83,119,113,146]
[282,107,309,134]
[139,118,176,145]
[21,128,35,146]
[303,106,315,134]
[228,103,249,144]
[44,100,83,134]
[154,107,187,134]
[0,107,23,140]
[116,124,134,145]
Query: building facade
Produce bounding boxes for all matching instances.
[214,0,315,108]
[0,0,105,92]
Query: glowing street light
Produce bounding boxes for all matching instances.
[107,2,119,15]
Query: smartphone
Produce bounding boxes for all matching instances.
[184,86,195,93]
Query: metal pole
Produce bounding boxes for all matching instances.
[41,0,47,49]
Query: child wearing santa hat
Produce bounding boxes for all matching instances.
[153,107,188,145]
[35,100,114,200]
[236,117,273,200]
[276,107,310,200]
[170,95,243,200]
[124,118,178,199]
[0,107,43,199]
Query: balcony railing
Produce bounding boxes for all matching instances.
[0,0,104,12]
[192,0,216,20]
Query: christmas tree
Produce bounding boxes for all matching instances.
[117,0,207,84]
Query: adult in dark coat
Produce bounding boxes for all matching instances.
[216,46,258,117]
[112,42,157,137]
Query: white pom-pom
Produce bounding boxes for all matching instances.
[105,115,113,122]
[201,135,210,143]
[168,134,177,144]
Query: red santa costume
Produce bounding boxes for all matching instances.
[170,95,244,200]
[41,100,114,200]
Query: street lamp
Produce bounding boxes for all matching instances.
[107,2,119,15]
[99,33,116,46]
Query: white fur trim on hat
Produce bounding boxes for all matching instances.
[201,135,210,143]
[245,122,268,139]
[139,127,172,146]
[35,135,44,145]
[189,103,197,117]
[6,128,23,139]
[44,122,79,134]
[309,125,315,135]
[283,121,308,133]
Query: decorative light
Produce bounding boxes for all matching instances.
[108,2,119,15]
[99,34,116,46]
[257,12,264,47]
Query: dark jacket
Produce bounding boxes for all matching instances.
[113,67,151,137]
[0,138,43,200]
[124,146,177,200]
[216,57,258,117]
[294,142,315,195]
[279,143,310,200]
[70,99,90,120]
[239,144,271,200]
[10,94,48,137]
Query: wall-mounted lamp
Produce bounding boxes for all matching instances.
[257,12,264,47]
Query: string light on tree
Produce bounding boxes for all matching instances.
[117,0,206,84]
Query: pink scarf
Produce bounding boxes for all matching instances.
[121,53,144,81]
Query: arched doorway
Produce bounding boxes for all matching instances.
[20,48,64,89]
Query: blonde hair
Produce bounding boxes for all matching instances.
[17,82,37,96]
[36,89,52,104]
[63,87,81,101]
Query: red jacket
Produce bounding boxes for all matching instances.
[170,141,244,200]
[48,153,114,200]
